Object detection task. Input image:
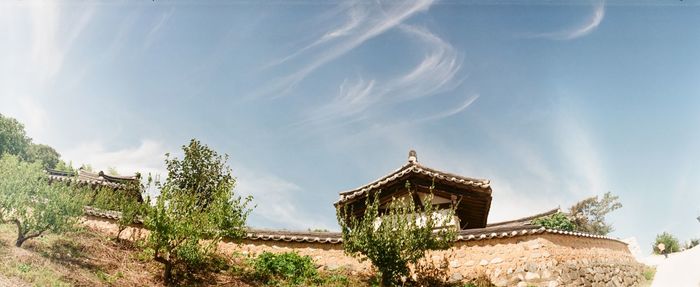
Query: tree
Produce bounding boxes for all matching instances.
[684,238,699,250]
[653,232,680,254]
[143,139,253,284]
[569,192,622,235]
[337,183,457,287]
[0,114,63,170]
[0,114,31,159]
[26,143,60,169]
[0,154,89,247]
[91,184,144,240]
[532,212,576,231]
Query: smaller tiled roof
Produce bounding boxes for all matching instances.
[336,155,491,205]
[47,169,139,189]
[486,207,561,228]
[82,206,626,245]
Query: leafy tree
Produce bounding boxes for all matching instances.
[53,160,76,173]
[107,166,120,176]
[92,185,144,240]
[26,143,60,169]
[143,139,253,284]
[532,212,576,231]
[569,192,622,235]
[0,113,31,159]
[337,183,457,287]
[653,232,680,254]
[0,154,89,247]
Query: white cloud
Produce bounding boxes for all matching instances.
[529,0,605,40]
[144,8,174,50]
[257,0,436,97]
[302,25,463,126]
[61,139,169,178]
[235,168,335,230]
[556,106,606,198]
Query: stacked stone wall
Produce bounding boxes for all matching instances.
[81,215,643,286]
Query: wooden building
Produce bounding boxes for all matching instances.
[335,150,493,230]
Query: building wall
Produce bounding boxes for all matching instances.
[81,215,643,287]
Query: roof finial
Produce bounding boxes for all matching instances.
[408,150,418,163]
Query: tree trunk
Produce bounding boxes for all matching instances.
[15,234,25,247]
[380,272,391,287]
[163,261,173,286]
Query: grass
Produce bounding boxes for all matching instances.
[0,223,496,287]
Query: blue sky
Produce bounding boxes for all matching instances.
[2,0,700,254]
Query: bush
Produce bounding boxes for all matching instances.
[337,182,457,286]
[653,232,680,254]
[531,212,575,231]
[685,238,699,250]
[251,251,318,286]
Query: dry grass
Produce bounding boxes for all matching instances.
[0,223,166,286]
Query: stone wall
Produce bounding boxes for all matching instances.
[81,215,643,287]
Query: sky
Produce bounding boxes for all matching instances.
[1,0,700,254]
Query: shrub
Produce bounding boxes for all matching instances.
[685,238,699,250]
[143,139,253,284]
[337,182,457,287]
[531,212,575,231]
[652,232,680,254]
[251,251,318,285]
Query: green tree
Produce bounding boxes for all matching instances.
[143,139,253,284]
[569,192,622,235]
[532,212,576,231]
[337,183,457,287]
[26,143,60,169]
[653,232,680,254]
[92,184,144,240]
[0,154,89,247]
[0,114,31,159]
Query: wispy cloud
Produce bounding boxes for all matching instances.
[417,94,479,122]
[529,0,605,40]
[556,105,606,198]
[301,24,463,126]
[28,2,94,84]
[256,0,436,97]
[144,8,174,50]
[235,168,335,230]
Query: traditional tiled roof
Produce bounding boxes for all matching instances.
[336,152,491,205]
[486,207,561,228]
[82,206,625,245]
[47,168,139,189]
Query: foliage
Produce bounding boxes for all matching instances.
[25,144,61,169]
[251,251,318,285]
[91,185,145,240]
[568,192,622,235]
[54,160,76,173]
[143,139,253,284]
[0,113,31,159]
[462,275,496,287]
[337,183,457,287]
[0,114,64,169]
[642,266,656,281]
[0,154,90,247]
[685,238,699,250]
[652,232,680,254]
[531,212,576,231]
